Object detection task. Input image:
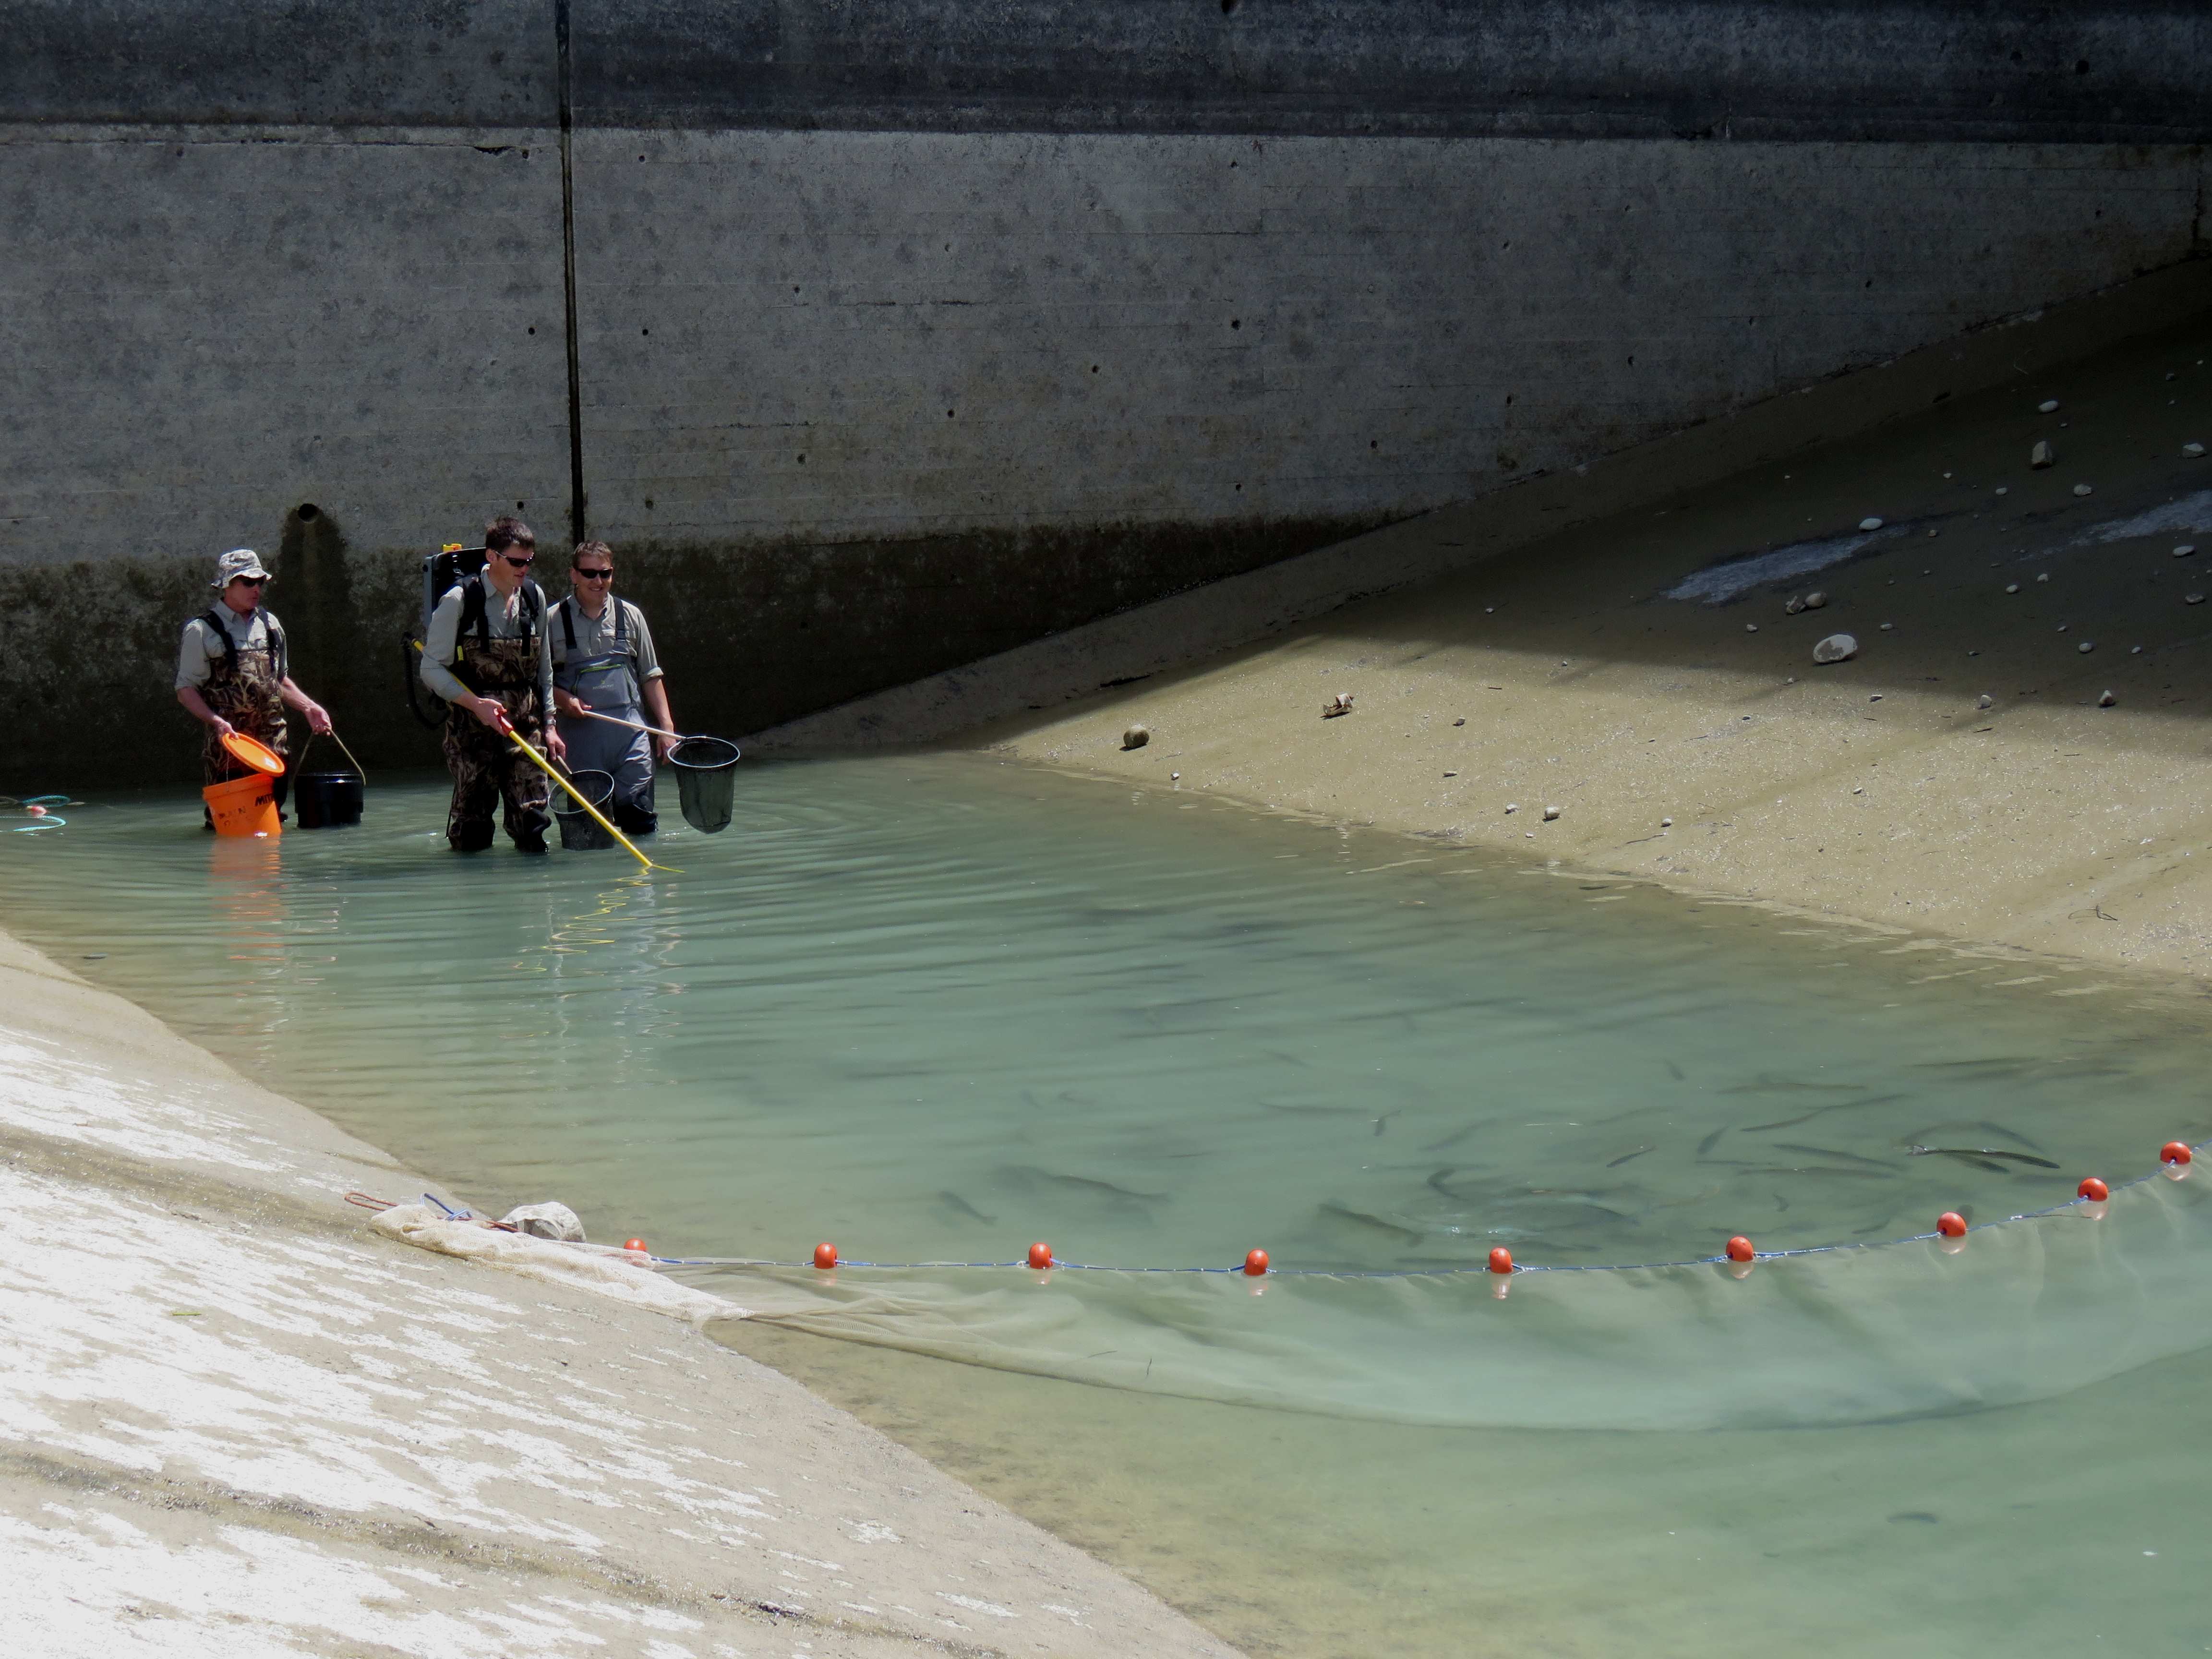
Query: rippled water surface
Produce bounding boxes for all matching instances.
[9,757,2212,1656]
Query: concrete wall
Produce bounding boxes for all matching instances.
[1,2,2208,782]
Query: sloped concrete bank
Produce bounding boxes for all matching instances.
[0,926,1234,1659]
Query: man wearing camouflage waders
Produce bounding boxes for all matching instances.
[419,517,566,853]
[175,548,333,825]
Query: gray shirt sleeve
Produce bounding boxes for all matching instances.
[174,617,218,691]
[419,587,470,703]
[627,601,663,683]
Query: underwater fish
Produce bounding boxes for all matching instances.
[1720,1072,1867,1095]
[1746,1165,1897,1179]
[1906,1146,2060,1169]
[1259,1100,1371,1117]
[936,1190,998,1225]
[997,1165,1168,1202]
[1906,1120,2047,1153]
[1696,1127,1728,1157]
[1421,1124,1481,1154]
[1769,1142,1899,1170]
[1741,1093,1909,1132]
[1665,1060,1688,1082]
[1606,1146,1656,1168]
[1373,1110,1401,1138]
[1318,1202,1424,1246]
[1428,1166,1474,1197]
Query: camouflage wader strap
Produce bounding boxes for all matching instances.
[198,610,289,786]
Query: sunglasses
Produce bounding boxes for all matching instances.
[235,576,269,588]
[572,567,614,580]
[499,553,536,568]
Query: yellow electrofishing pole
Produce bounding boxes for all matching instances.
[493,709,676,872]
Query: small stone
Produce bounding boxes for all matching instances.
[1443,770,1458,778]
[1869,693,1883,702]
[1542,805,1561,821]
[1784,595,1805,615]
[1660,817,1673,828]
[2098,690,2116,707]
[2072,483,2093,497]
[1803,591,1828,609]
[2005,582,2020,594]
[2036,573,2050,583]
[2185,443,2206,458]
[1878,622,1894,631]
[1505,803,1519,814]
[1927,529,1939,538]
[2077,641,2094,653]
[1485,605,1496,613]
[1977,694,1993,709]
[1120,724,1150,751]
[1322,692,1355,718]
[1525,831,1536,839]
[2038,399,2060,413]
[1453,717,1466,726]
[1853,786,1864,794]
[1859,517,1885,531]
[2175,545,2197,558]
[2030,440,2054,469]
[1812,633,1858,665]
[2056,624,2068,632]
[1995,486,2009,496]
[1745,623,1759,633]
[2132,645,2143,654]
[2188,593,2206,606]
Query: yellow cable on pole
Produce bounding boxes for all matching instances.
[498,714,675,872]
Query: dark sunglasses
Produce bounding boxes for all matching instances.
[572,567,614,580]
[235,576,269,587]
[499,552,536,568]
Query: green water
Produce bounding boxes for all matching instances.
[9,757,2212,1655]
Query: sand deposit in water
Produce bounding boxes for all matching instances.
[8,757,2212,1657]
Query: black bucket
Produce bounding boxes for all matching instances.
[670,736,741,834]
[293,769,364,829]
[553,769,618,850]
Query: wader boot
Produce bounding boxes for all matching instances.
[197,607,290,829]
[443,626,552,854]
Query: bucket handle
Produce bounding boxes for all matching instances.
[293,723,369,785]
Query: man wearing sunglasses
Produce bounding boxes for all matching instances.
[549,540,674,834]
[419,516,565,853]
[175,547,333,824]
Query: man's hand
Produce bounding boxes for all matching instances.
[205,715,235,739]
[468,695,508,732]
[303,702,334,735]
[553,688,591,719]
[653,731,677,764]
[546,728,568,763]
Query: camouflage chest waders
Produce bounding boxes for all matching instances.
[442,586,551,853]
[197,608,290,814]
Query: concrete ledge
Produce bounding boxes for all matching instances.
[745,257,2212,752]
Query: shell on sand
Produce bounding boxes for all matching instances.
[1812,633,1859,665]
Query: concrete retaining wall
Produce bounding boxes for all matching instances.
[1,3,2206,781]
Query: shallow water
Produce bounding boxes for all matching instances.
[8,757,2212,1653]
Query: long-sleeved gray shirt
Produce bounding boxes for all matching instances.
[176,604,282,690]
[420,581,554,710]
[547,595,664,683]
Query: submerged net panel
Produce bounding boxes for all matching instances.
[699,1170,2212,1431]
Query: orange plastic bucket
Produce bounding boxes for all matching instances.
[203,772,281,838]
[219,731,287,776]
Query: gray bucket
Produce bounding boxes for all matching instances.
[553,769,618,850]
[670,736,741,833]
